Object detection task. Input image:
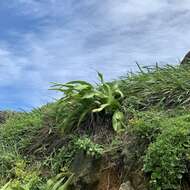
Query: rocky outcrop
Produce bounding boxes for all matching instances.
[181,51,190,65]
[68,133,149,190]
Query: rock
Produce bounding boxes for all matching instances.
[71,151,100,189]
[181,51,190,65]
[119,181,134,190]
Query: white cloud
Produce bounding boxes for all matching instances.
[1,0,190,109]
[0,48,23,85]
[106,0,165,24]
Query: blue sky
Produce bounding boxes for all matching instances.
[0,0,190,110]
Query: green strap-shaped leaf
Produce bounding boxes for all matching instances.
[45,179,55,190]
[98,72,104,84]
[0,181,11,190]
[57,174,74,190]
[92,103,109,113]
[52,177,65,190]
[112,111,125,132]
[77,108,91,127]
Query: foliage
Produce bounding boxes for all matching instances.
[128,111,164,141]
[3,65,190,189]
[0,108,44,182]
[143,114,190,190]
[0,160,74,190]
[0,109,43,151]
[0,147,21,179]
[42,171,74,190]
[0,160,42,190]
[43,137,76,175]
[44,136,104,175]
[51,72,125,133]
[74,137,104,158]
[0,171,74,190]
[120,64,190,109]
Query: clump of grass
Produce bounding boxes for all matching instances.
[0,108,44,181]
[120,65,190,109]
[0,147,21,179]
[0,109,43,151]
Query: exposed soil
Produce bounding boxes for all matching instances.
[96,166,121,190]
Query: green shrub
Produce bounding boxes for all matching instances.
[0,160,42,190]
[74,137,103,158]
[144,114,190,189]
[129,111,164,141]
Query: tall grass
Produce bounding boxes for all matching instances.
[120,64,190,109]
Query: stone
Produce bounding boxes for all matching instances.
[181,51,190,65]
[119,181,135,190]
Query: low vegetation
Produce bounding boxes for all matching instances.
[1,64,190,189]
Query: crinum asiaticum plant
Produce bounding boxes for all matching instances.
[51,73,125,132]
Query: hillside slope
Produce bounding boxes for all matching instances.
[1,64,190,190]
